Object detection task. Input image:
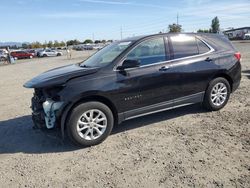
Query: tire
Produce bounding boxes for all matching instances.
[57,53,61,56]
[67,102,114,147]
[203,77,231,111]
[43,54,47,57]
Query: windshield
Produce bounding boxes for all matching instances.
[80,41,132,68]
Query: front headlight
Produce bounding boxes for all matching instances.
[43,86,64,101]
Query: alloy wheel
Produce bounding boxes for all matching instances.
[210,82,228,106]
[76,109,107,140]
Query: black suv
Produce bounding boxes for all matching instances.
[24,33,241,146]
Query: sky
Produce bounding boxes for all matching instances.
[1,0,250,42]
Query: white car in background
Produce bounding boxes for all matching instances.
[38,49,63,57]
[244,33,250,40]
[0,49,8,61]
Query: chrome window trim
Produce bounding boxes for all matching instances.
[113,37,215,72]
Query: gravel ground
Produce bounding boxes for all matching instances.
[0,42,249,188]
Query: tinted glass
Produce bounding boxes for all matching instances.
[81,41,132,68]
[171,35,198,59]
[197,39,210,54]
[126,37,166,66]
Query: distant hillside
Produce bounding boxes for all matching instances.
[0,42,29,47]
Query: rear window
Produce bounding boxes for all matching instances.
[197,39,210,54]
[170,35,198,59]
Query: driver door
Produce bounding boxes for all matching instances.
[115,37,175,117]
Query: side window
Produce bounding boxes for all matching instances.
[197,39,210,54]
[126,37,166,66]
[171,35,198,59]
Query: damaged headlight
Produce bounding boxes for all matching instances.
[43,99,64,129]
[42,86,65,129]
[43,86,64,101]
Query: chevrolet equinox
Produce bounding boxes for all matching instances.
[24,33,241,146]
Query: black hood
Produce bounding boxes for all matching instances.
[24,64,99,88]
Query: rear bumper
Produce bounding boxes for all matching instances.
[232,80,241,93]
[229,61,241,93]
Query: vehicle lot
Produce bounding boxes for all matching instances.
[0,42,249,187]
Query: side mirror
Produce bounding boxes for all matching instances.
[117,59,140,70]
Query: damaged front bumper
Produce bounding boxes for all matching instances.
[31,92,64,129]
[42,99,64,129]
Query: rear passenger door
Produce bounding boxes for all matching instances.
[167,34,215,103]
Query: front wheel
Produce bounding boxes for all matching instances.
[203,77,231,111]
[67,102,114,147]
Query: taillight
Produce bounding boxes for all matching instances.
[234,52,241,61]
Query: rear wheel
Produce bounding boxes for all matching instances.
[67,102,114,147]
[57,53,61,56]
[43,54,47,57]
[203,77,230,111]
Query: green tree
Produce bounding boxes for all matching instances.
[42,41,47,48]
[197,29,210,33]
[47,41,53,48]
[54,40,60,47]
[30,41,42,49]
[59,41,66,47]
[168,23,182,33]
[211,16,220,33]
[83,39,93,44]
[66,39,80,46]
[94,40,101,44]
[22,43,29,49]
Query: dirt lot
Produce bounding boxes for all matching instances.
[0,42,249,188]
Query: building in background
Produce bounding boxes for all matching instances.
[223,27,250,40]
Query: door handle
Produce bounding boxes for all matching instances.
[205,57,213,62]
[159,66,170,71]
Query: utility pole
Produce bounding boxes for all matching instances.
[177,13,179,25]
[120,26,123,40]
[92,33,95,42]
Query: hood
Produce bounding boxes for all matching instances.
[24,64,99,88]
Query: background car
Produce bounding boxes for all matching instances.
[38,49,63,57]
[0,52,7,61]
[0,49,8,61]
[25,49,37,57]
[10,51,33,59]
[244,33,250,40]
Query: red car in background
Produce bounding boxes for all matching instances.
[11,51,34,59]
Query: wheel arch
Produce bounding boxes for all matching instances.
[60,95,118,138]
[210,73,233,92]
